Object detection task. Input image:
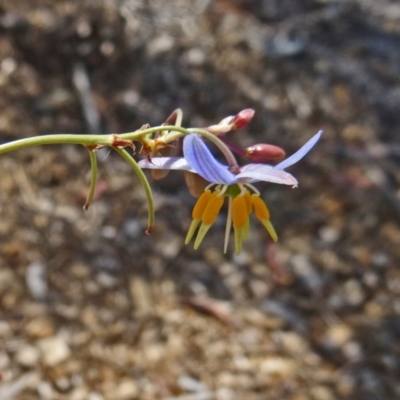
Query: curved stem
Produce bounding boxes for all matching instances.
[114,148,155,234]
[118,125,185,140]
[220,137,246,156]
[83,149,99,210]
[187,128,240,172]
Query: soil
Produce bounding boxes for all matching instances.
[0,1,400,399]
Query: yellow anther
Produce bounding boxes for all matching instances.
[185,219,201,244]
[251,194,270,220]
[232,196,248,228]
[192,189,212,219]
[261,219,278,242]
[202,192,224,225]
[194,223,212,249]
[234,225,243,255]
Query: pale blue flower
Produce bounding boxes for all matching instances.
[138,130,322,254]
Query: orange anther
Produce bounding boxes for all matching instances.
[202,192,224,225]
[244,190,252,214]
[251,194,270,220]
[192,190,212,219]
[232,196,248,228]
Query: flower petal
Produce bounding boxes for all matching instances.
[138,157,193,171]
[237,164,298,187]
[183,134,237,184]
[275,130,322,170]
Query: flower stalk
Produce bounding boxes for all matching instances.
[0,108,321,252]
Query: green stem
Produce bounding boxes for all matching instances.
[114,148,155,234]
[118,125,186,140]
[83,149,99,210]
[0,125,238,170]
[0,134,116,155]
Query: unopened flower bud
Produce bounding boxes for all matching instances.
[206,116,235,135]
[231,109,255,130]
[245,144,286,163]
[206,109,255,136]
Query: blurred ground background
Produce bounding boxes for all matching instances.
[0,0,400,399]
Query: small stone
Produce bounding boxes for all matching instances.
[0,269,16,293]
[123,218,141,238]
[93,255,120,271]
[88,393,104,400]
[319,226,340,243]
[272,331,309,355]
[343,341,363,361]
[26,318,55,338]
[114,379,139,400]
[129,276,154,315]
[37,380,54,400]
[183,48,207,66]
[96,272,118,288]
[155,232,182,259]
[55,376,71,392]
[291,254,323,292]
[310,385,337,400]
[0,351,10,369]
[343,279,365,306]
[178,375,209,393]
[101,226,117,239]
[323,324,353,348]
[260,357,295,377]
[216,388,236,400]
[1,57,16,75]
[70,386,89,400]
[26,261,48,300]
[146,34,174,57]
[38,336,71,366]
[15,345,40,367]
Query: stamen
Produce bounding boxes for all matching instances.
[192,190,212,219]
[194,223,212,249]
[202,193,224,225]
[234,225,243,255]
[224,197,233,253]
[244,183,260,196]
[244,190,252,215]
[217,184,229,197]
[261,219,278,242]
[243,215,250,240]
[205,182,217,191]
[251,194,270,220]
[232,196,247,228]
[185,219,201,244]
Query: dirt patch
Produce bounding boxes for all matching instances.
[0,1,400,399]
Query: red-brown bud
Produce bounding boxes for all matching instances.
[206,109,255,136]
[245,144,286,163]
[231,109,255,130]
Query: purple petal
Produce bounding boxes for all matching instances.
[183,134,237,184]
[138,157,194,171]
[275,130,322,170]
[237,164,298,187]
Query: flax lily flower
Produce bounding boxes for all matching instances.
[138,131,322,254]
